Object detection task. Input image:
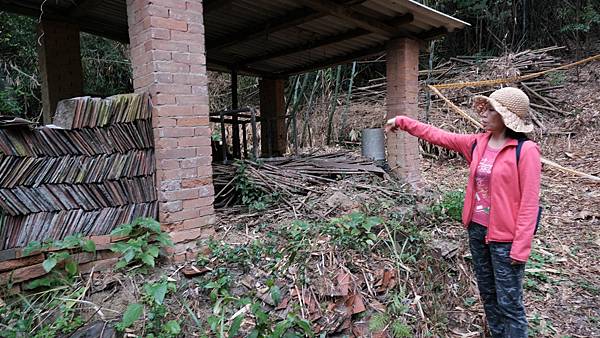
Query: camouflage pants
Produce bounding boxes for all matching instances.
[468,223,528,338]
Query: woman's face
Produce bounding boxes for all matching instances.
[478,105,506,133]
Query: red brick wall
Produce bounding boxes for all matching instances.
[386,38,423,188]
[126,0,214,253]
[38,20,83,124]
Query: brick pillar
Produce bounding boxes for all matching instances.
[386,38,423,188]
[259,77,287,157]
[126,0,214,257]
[38,20,83,124]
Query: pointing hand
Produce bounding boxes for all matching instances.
[384,118,398,133]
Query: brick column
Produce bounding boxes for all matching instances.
[38,20,83,124]
[386,38,423,189]
[259,77,287,157]
[126,0,214,258]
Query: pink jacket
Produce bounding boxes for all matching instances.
[395,116,541,262]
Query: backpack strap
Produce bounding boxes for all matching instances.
[470,140,477,159]
[472,139,527,166]
[515,139,526,166]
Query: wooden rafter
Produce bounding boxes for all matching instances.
[206,7,325,51]
[298,0,399,38]
[206,0,368,51]
[240,28,370,66]
[279,25,446,75]
[419,26,448,40]
[239,12,413,66]
[203,0,234,14]
[68,0,104,17]
[281,43,387,75]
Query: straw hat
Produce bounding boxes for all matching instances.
[473,87,534,133]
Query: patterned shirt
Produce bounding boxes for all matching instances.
[471,145,501,227]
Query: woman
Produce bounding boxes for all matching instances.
[385,87,541,337]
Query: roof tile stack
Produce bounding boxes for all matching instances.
[0,94,157,250]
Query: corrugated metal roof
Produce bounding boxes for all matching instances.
[0,0,469,76]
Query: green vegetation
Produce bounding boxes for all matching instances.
[369,289,413,337]
[0,12,132,118]
[21,234,96,289]
[0,287,87,338]
[431,190,465,222]
[116,278,181,337]
[0,217,177,337]
[524,250,555,292]
[110,217,173,272]
[234,160,278,211]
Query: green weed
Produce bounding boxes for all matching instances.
[369,289,413,337]
[528,312,557,337]
[546,71,567,86]
[431,190,464,222]
[234,160,278,211]
[524,251,554,292]
[21,234,96,289]
[577,278,600,295]
[116,277,181,337]
[110,217,173,272]
[0,286,88,337]
[326,212,381,250]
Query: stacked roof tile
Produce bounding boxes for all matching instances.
[0,94,157,250]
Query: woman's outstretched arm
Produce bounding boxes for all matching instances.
[385,116,479,161]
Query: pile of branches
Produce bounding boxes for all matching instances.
[353,46,568,126]
[213,151,401,215]
[433,46,569,130]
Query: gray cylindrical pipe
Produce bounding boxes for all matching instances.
[361,128,385,160]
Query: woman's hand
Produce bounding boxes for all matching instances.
[511,259,525,265]
[384,117,398,133]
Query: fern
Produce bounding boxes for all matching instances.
[389,293,409,316]
[391,320,412,338]
[369,313,389,332]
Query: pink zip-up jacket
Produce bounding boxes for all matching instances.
[394,116,541,262]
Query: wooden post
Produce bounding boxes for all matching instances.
[259,77,287,157]
[38,20,83,124]
[231,68,241,159]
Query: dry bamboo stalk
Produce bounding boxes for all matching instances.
[541,158,600,182]
[530,103,569,115]
[427,87,600,182]
[432,53,600,90]
[427,85,483,129]
[521,83,559,110]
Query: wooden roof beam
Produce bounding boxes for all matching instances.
[203,0,235,14]
[419,26,448,40]
[239,12,413,66]
[240,28,370,66]
[298,0,400,38]
[279,26,449,75]
[69,0,104,17]
[206,7,325,51]
[206,0,367,51]
[281,43,386,76]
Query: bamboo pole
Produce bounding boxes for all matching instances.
[340,61,357,141]
[427,85,483,128]
[431,53,600,90]
[326,65,342,145]
[427,86,600,182]
[302,70,321,148]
